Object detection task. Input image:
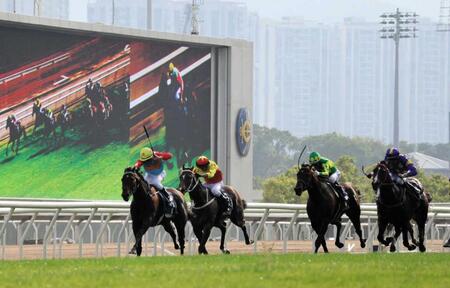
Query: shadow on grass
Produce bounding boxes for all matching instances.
[0,156,15,164]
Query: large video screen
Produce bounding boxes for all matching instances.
[0,26,212,199]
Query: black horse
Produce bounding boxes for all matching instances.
[121,167,188,256]
[159,72,190,168]
[294,164,366,253]
[56,107,72,142]
[5,116,27,156]
[178,166,253,254]
[364,162,428,252]
[41,111,57,147]
[32,102,45,136]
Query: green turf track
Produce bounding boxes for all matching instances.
[0,253,448,288]
[0,127,208,200]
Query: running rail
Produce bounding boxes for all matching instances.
[0,199,449,259]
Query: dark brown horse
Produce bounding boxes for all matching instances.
[294,164,366,253]
[178,167,253,254]
[5,116,27,156]
[364,162,428,252]
[121,167,188,256]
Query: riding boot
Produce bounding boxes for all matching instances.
[218,193,233,217]
[159,187,176,218]
[335,184,349,211]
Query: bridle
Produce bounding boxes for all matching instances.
[180,169,200,194]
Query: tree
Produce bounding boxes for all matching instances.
[262,155,450,203]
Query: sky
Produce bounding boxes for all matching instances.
[70,0,443,23]
[239,0,442,22]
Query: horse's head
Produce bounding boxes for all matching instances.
[121,167,142,202]
[178,164,198,194]
[372,161,394,186]
[294,163,317,196]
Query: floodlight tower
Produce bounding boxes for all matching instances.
[379,9,418,147]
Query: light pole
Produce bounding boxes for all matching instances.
[380,9,418,147]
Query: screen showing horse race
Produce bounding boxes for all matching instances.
[0,26,212,199]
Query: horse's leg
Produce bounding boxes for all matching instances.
[333,221,344,249]
[174,218,186,255]
[132,219,143,256]
[199,222,214,255]
[408,223,419,247]
[402,224,416,251]
[319,223,329,253]
[230,210,253,245]
[5,140,10,156]
[416,215,427,253]
[377,217,390,246]
[345,209,366,248]
[217,222,230,254]
[193,225,206,254]
[162,220,179,250]
[388,226,402,252]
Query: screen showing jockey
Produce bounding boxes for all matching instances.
[384,147,423,199]
[134,147,175,217]
[309,151,349,209]
[168,62,184,102]
[193,156,232,216]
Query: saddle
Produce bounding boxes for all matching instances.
[403,178,431,202]
[150,185,177,218]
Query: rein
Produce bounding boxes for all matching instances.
[181,169,215,210]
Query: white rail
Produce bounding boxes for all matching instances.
[0,199,449,259]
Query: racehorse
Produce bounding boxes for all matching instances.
[41,111,57,147]
[294,163,366,253]
[179,166,253,254]
[56,108,72,141]
[121,167,188,256]
[5,116,27,156]
[32,102,45,135]
[363,162,428,252]
[159,72,190,168]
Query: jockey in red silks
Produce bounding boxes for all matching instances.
[134,147,175,217]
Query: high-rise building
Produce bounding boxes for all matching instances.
[87,0,147,28]
[0,0,69,19]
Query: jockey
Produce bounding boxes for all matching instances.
[134,147,176,217]
[384,148,422,199]
[168,62,184,102]
[193,156,232,216]
[309,152,349,209]
[60,104,69,119]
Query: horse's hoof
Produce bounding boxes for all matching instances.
[407,244,417,251]
[360,239,367,249]
[390,245,396,253]
[419,245,426,253]
[246,240,254,245]
[222,250,230,254]
[335,242,344,249]
[174,244,180,250]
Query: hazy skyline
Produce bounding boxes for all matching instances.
[70,0,444,23]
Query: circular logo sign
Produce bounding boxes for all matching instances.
[236,108,251,156]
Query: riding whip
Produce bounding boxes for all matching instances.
[143,125,154,150]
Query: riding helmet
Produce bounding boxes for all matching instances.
[309,151,321,164]
[385,147,400,159]
[169,62,175,72]
[196,156,210,170]
[139,147,154,162]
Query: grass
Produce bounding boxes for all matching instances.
[0,253,448,288]
[0,126,209,200]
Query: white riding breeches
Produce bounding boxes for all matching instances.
[329,170,341,184]
[143,170,166,190]
[203,181,223,197]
